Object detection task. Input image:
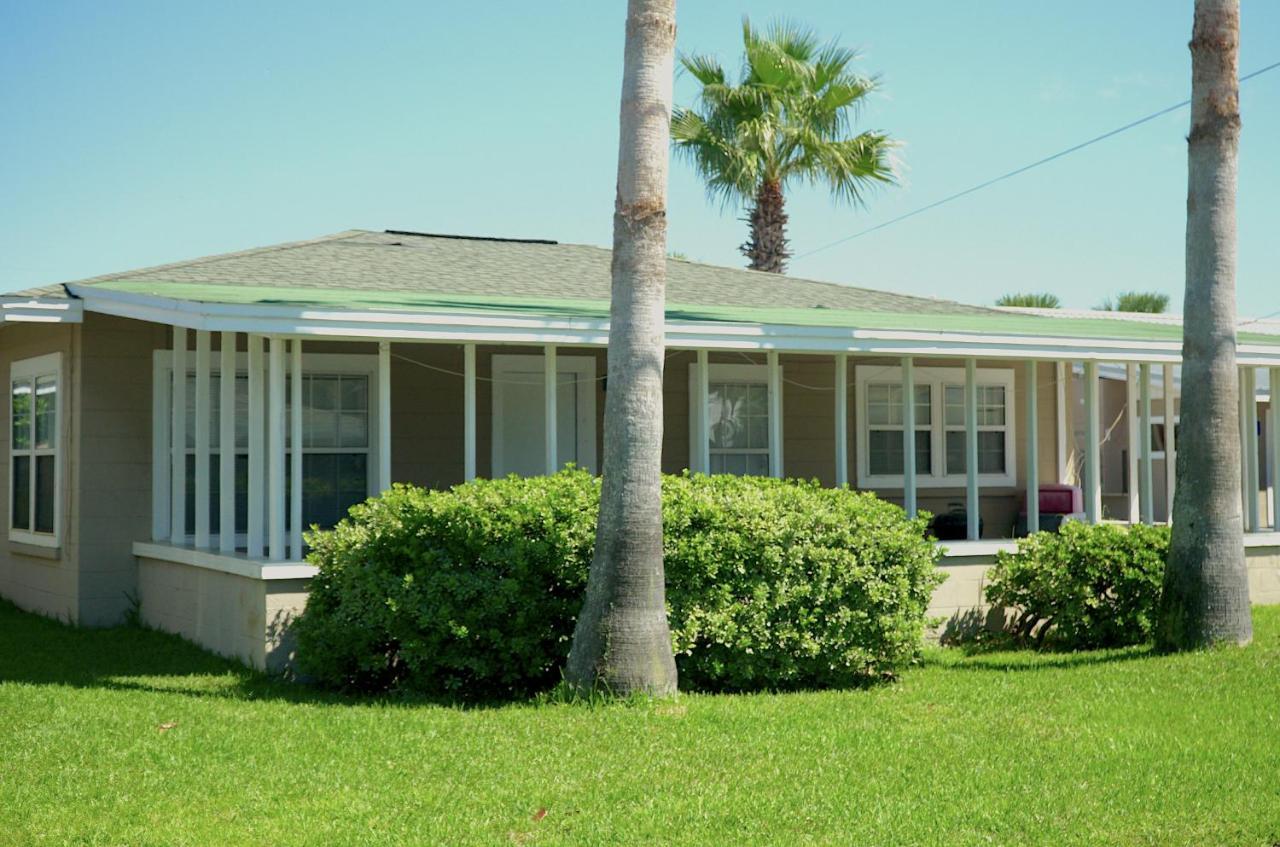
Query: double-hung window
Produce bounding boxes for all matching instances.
[688,362,780,476]
[857,365,1016,489]
[10,353,61,546]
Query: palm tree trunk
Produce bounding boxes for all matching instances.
[565,0,678,695]
[742,179,789,273]
[1155,0,1252,649]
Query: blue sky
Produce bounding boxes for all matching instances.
[1,1,1276,314]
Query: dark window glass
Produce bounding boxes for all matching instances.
[34,455,55,533]
[12,455,30,530]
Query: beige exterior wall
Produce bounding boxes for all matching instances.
[136,555,309,671]
[0,321,80,621]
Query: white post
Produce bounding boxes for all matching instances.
[219,332,236,553]
[1026,360,1040,534]
[246,334,264,558]
[768,351,782,478]
[1084,361,1102,523]
[1055,361,1069,484]
[169,328,187,546]
[544,344,557,475]
[1126,363,1140,523]
[1245,367,1260,533]
[1272,367,1280,529]
[696,349,710,473]
[835,353,848,487]
[1139,363,1154,525]
[378,341,392,492]
[267,337,286,560]
[1164,362,1177,525]
[901,356,917,516]
[290,339,303,559]
[965,358,980,540]
[463,343,477,481]
[193,330,211,548]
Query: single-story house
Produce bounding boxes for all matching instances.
[3,229,1279,669]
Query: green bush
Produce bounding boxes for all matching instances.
[294,469,944,698]
[984,521,1169,649]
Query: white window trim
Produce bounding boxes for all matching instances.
[491,354,597,476]
[1145,414,1179,460]
[152,349,380,544]
[856,364,1017,490]
[686,362,783,473]
[10,352,63,548]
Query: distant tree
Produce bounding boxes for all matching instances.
[672,18,896,273]
[1155,0,1252,650]
[1097,291,1171,313]
[996,292,1061,308]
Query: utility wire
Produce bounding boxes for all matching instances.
[794,59,1280,262]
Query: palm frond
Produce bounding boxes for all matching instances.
[679,52,725,87]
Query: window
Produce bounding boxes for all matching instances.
[490,354,597,477]
[688,363,779,476]
[1146,417,1179,460]
[10,353,61,546]
[156,350,377,545]
[856,365,1016,489]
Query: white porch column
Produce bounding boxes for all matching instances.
[246,334,265,558]
[1164,362,1177,525]
[463,343,477,481]
[1272,367,1280,529]
[1139,363,1154,525]
[1244,366,1260,532]
[290,339,303,559]
[1084,361,1102,523]
[267,337,286,560]
[965,358,979,540]
[767,351,782,478]
[378,342,392,492]
[1055,361,1069,484]
[835,353,849,487]
[544,344,557,475]
[169,328,188,546]
[901,356,917,516]
[193,330,211,548]
[695,349,711,474]
[218,332,236,553]
[1025,360,1040,534]
[1126,363,1140,522]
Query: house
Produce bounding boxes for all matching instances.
[3,229,1279,669]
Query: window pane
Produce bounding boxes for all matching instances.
[944,385,965,427]
[747,416,768,450]
[946,431,966,475]
[34,455,55,533]
[745,453,769,476]
[11,380,31,451]
[913,385,932,426]
[301,453,368,529]
[867,384,900,426]
[914,429,932,475]
[34,376,56,449]
[868,429,929,477]
[340,376,368,411]
[746,384,767,416]
[338,412,368,449]
[12,455,30,530]
[979,386,1006,426]
[978,431,1006,473]
[709,383,747,449]
[310,376,339,411]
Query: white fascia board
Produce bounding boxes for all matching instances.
[0,298,83,324]
[70,284,1280,365]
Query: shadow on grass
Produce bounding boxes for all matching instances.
[0,600,511,710]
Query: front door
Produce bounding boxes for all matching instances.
[491,354,597,476]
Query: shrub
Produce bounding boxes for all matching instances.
[294,470,944,698]
[984,521,1169,649]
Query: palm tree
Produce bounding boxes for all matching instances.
[1155,0,1252,649]
[1097,291,1170,313]
[672,19,896,273]
[565,0,679,695]
[996,293,1061,308]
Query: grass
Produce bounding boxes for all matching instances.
[2,602,1279,846]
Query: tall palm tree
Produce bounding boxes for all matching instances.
[565,0,679,695]
[1155,0,1252,649]
[672,19,896,273]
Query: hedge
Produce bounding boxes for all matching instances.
[293,470,945,698]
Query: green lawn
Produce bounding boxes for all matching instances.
[2,602,1279,846]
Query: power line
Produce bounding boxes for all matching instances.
[795,59,1280,262]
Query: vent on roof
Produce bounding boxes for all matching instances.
[383,230,558,245]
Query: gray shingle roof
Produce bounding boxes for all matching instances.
[10,229,991,315]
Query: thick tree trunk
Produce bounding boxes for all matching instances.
[564,0,678,695]
[741,179,789,273]
[1155,0,1252,649]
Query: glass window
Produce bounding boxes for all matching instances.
[10,357,59,542]
[867,383,931,477]
[707,381,770,476]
